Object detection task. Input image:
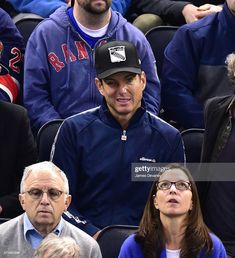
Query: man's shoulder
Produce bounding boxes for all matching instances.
[63,221,100,251]
[61,107,101,131]
[146,112,178,130]
[29,6,68,34]
[0,8,13,29]
[177,12,219,36]
[146,112,180,136]
[0,215,22,236]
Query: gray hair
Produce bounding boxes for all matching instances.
[225,53,235,80]
[20,161,69,194]
[33,233,80,258]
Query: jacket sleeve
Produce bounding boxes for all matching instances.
[0,8,24,103]
[161,26,204,129]
[8,0,66,18]
[171,132,186,163]
[0,106,37,217]
[132,0,190,25]
[51,121,100,236]
[138,36,161,115]
[23,30,62,132]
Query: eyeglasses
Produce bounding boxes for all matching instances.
[23,188,65,200]
[157,180,191,191]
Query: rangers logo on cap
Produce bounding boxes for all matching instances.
[108,46,126,63]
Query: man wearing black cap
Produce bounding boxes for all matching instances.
[52,40,185,238]
[23,0,160,134]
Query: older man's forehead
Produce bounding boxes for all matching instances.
[25,170,64,186]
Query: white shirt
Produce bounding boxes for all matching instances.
[166,248,181,258]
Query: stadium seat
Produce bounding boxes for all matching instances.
[14,13,43,46]
[181,128,205,163]
[37,119,63,161]
[97,225,138,258]
[145,25,178,79]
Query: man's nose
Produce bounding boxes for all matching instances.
[40,192,50,203]
[119,83,128,93]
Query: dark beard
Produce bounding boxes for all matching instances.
[81,1,111,15]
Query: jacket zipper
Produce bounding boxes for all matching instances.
[121,130,127,141]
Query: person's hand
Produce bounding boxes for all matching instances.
[182,4,201,23]
[0,205,2,214]
[93,230,101,240]
[182,4,222,24]
[196,4,223,19]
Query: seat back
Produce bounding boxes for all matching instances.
[97,225,138,258]
[145,26,178,79]
[14,13,44,46]
[181,128,205,163]
[37,119,63,161]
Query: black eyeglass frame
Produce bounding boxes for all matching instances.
[157,180,191,191]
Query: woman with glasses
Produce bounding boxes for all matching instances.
[118,163,226,258]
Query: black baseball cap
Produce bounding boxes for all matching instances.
[95,40,141,79]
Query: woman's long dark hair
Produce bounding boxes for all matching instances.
[135,164,213,258]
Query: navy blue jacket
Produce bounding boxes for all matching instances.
[52,102,184,235]
[0,8,24,103]
[161,2,235,129]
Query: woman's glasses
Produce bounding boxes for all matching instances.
[157,180,191,191]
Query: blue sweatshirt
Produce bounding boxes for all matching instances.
[52,101,184,235]
[161,2,235,129]
[0,8,24,103]
[23,6,160,132]
[118,233,227,258]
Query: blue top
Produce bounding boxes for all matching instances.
[23,6,160,132]
[118,233,227,258]
[8,0,132,17]
[161,2,235,129]
[23,213,64,249]
[52,101,184,236]
[0,8,24,102]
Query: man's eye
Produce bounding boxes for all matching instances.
[30,189,42,196]
[49,189,60,197]
[126,77,134,83]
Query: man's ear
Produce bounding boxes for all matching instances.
[140,71,146,91]
[19,194,26,211]
[64,195,72,210]
[95,78,105,96]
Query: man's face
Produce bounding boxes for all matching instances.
[76,0,111,14]
[227,0,235,14]
[19,170,71,235]
[96,71,146,123]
